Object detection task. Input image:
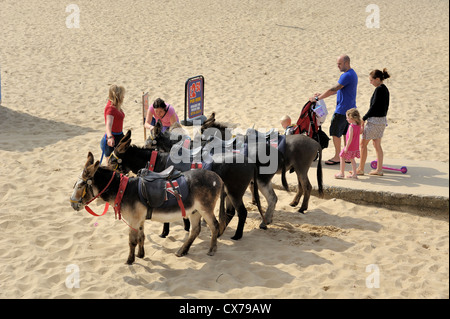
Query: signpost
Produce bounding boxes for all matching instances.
[182,75,206,126]
[142,92,149,141]
[0,65,2,105]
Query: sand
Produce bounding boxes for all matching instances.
[0,0,448,299]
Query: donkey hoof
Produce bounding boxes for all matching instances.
[126,258,135,265]
[298,209,306,214]
[289,201,298,207]
[207,248,217,256]
[231,233,242,241]
[175,250,188,257]
[259,223,268,230]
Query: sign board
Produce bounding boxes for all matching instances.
[182,75,206,126]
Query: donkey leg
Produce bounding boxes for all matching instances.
[160,223,170,238]
[176,212,201,257]
[289,170,304,207]
[201,210,220,256]
[126,228,139,265]
[298,174,312,213]
[257,181,277,228]
[137,223,145,259]
[231,200,247,241]
[183,218,191,232]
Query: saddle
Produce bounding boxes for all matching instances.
[166,142,204,172]
[137,166,187,219]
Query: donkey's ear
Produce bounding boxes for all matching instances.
[154,120,163,135]
[125,129,132,140]
[83,160,100,179]
[116,138,131,153]
[201,113,215,132]
[86,152,95,166]
[93,160,100,172]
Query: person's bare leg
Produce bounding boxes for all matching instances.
[370,139,384,175]
[357,139,370,175]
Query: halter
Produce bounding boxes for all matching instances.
[108,151,123,172]
[71,171,116,217]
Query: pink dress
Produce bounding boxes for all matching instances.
[340,123,361,160]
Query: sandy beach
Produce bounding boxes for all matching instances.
[0,0,448,299]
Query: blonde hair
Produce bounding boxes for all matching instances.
[108,85,125,109]
[346,108,362,125]
[280,115,291,128]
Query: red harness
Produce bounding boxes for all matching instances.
[113,174,129,221]
[148,151,158,171]
[84,172,134,230]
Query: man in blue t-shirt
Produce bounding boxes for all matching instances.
[309,55,358,165]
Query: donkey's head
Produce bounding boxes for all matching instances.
[70,152,100,211]
[108,130,132,173]
[145,120,186,152]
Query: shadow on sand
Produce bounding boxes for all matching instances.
[0,104,96,152]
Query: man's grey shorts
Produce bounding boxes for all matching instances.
[329,113,349,138]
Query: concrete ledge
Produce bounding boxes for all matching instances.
[271,158,449,214]
[272,183,449,214]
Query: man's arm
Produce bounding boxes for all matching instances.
[310,83,344,102]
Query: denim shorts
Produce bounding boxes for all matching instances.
[100,132,124,157]
[329,113,348,138]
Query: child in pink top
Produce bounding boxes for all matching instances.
[335,108,362,179]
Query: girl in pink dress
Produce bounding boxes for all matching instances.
[335,108,362,179]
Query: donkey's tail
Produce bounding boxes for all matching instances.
[317,148,324,198]
[253,166,267,226]
[218,182,227,237]
[280,154,289,192]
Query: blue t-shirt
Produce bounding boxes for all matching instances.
[336,68,358,115]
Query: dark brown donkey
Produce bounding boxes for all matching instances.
[70,152,226,264]
[201,112,324,214]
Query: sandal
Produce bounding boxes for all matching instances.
[349,169,364,176]
[345,175,358,180]
[334,173,344,179]
[369,170,384,176]
[325,159,340,165]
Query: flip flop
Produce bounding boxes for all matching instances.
[345,175,358,180]
[334,173,344,179]
[325,159,340,165]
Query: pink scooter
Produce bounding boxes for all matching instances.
[371,160,408,174]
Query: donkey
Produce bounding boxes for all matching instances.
[146,121,289,231]
[70,152,225,264]
[201,112,324,214]
[109,130,264,241]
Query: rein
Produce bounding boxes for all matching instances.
[84,171,116,217]
[77,171,137,232]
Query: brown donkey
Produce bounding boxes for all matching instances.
[70,152,225,264]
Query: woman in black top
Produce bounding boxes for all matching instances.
[355,69,390,176]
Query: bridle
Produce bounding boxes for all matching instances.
[70,171,116,216]
[146,129,159,149]
[108,151,124,172]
